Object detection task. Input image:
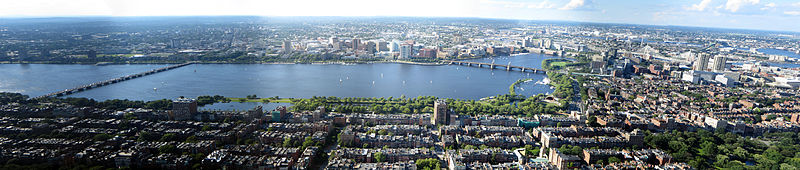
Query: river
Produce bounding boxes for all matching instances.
[0,53,559,101]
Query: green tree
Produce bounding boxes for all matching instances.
[415,158,441,170]
[374,152,387,162]
[93,133,112,141]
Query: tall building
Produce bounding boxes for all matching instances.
[172,97,197,121]
[377,41,388,52]
[432,100,449,126]
[419,48,436,58]
[351,38,361,51]
[87,50,97,61]
[389,41,400,52]
[399,44,413,59]
[543,38,552,49]
[693,53,710,71]
[282,41,293,53]
[522,37,534,47]
[366,41,376,54]
[712,55,728,72]
[329,37,339,44]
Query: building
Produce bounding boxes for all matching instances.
[693,53,710,71]
[172,97,197,121]
[377,41,388,52]
[87,50,97,61]
[282,41,293,53]
[399,44,413,59]
[389,41,400,52]
[365,41,376,54]
[432,100,449,126]
[351,38,361,51]
[329,37,339,45]
[712,55,728,72]
[418,48,436,58]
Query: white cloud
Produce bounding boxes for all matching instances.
[724,0,759,12]
[559,0,586,10]
[527,0,557,9]
[687,0,714,11]
[785,11,800,16]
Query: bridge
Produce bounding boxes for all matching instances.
[446,60,547,74]
[34,62,196,99]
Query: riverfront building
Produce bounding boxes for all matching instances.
[171,97,197,120]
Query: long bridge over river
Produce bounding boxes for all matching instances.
[446,60,547,74]
[34,62,196,99]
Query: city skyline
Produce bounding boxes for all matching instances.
[1,0,800,32]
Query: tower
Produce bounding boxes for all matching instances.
[712,55,728,72]
[282,41,293,53]
[172,97,197,121]
[432,100,449,126]
[693,53,710,71]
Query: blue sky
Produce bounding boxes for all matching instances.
[1,0,799,32]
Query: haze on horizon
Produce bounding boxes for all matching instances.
[1,0,800,33]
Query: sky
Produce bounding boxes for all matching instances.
[1,0,799,32]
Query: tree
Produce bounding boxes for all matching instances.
[283,138,294,147]
[302,137,315,149]
[374,152,386,162]
[699,141,716,157]
[608,157,621,164]
[415,158,441,170]
[158,145,177,154]
[93,133,112,141]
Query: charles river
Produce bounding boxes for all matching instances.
[0,53,560,109]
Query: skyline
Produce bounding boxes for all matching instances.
[1,0,800,33]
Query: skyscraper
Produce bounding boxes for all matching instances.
[432,100,449,126]
[329,36,339,44]
[282,41,293,53]
[351,38,361,50]
[87,50,96,61]
[377,41,388,52]
[712,55,728,72]
[693,53,710,71]
[389,41,400,52]
[366,41,376,54]
[399,44,412,59]
[172,97,197,121]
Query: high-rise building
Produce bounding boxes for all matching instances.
[543,38,552,49]
[87,50,97,61]
[419,48,436,58]
[377,41,388,52]
[399,44,413,59]
[389,41,400,52]
[282,41,293,53]
[522,37,534,47]
[693,53,710,71]
[172,97,197,121]
[432,100,449,126]
[366,41,376,54]
[712,55,728,72]
[329,37,339,44]
[351,38,361,50]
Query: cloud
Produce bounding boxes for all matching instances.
[559,0,586,10]
[687,0,714,11]
[785,11,800,16]
[479,0,526,8]
[527,0,557,9]
[793,2,800,7]
[760,2,775,10]
[724,0,759,12]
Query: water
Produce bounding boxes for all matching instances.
[758,48,800,59]
[0,53,559,101]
